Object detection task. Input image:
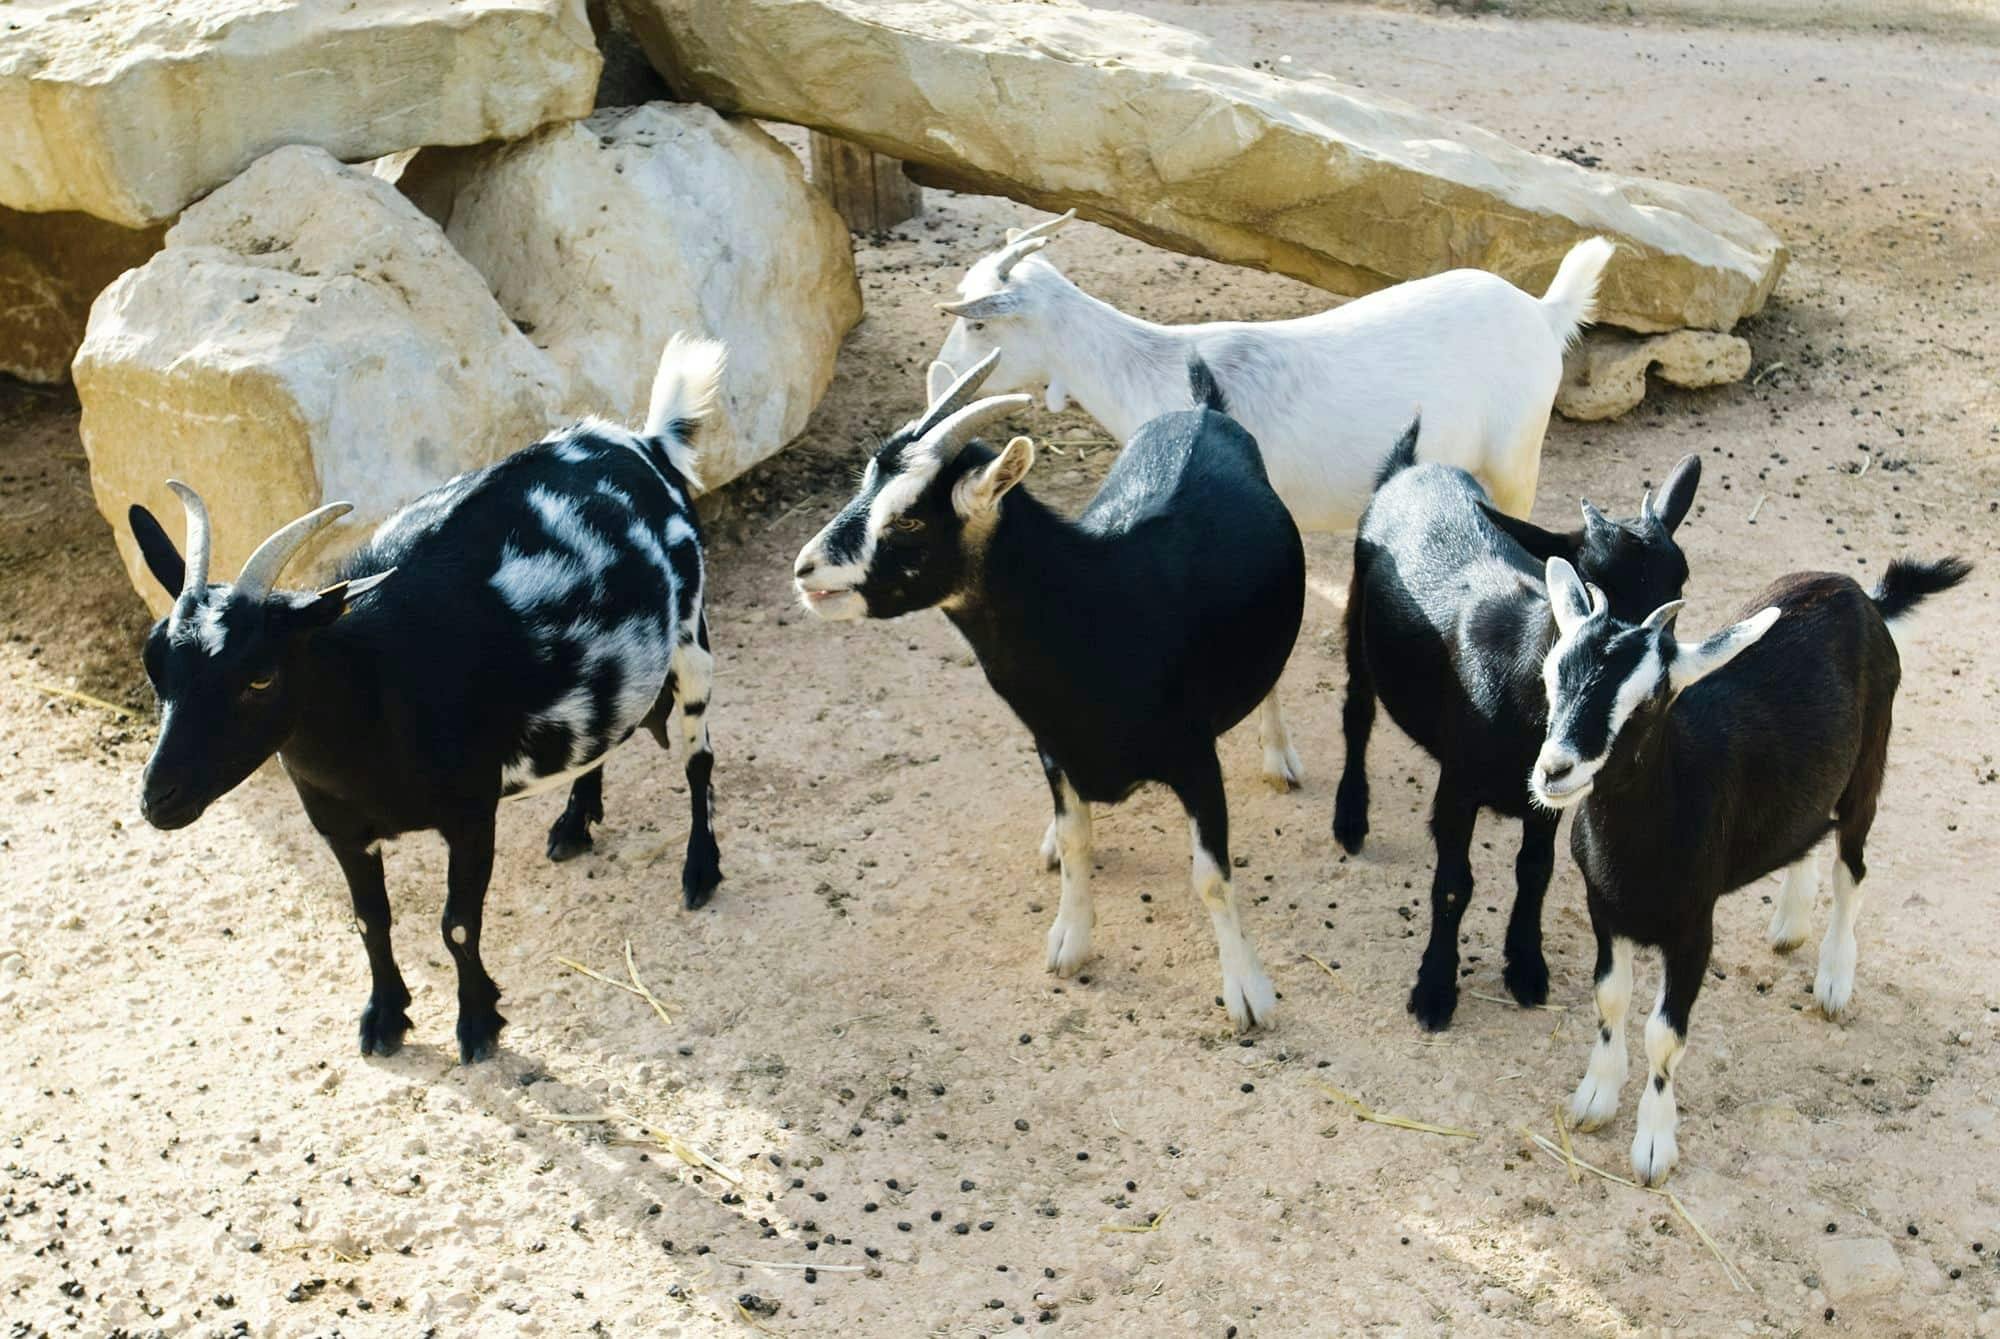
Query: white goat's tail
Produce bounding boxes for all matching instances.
[643,332,728,493]
[1539,236,1615,348]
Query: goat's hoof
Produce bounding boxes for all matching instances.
[545,818,595,863]
[1406,978,1458,1032]
[1568,1074,1624,1132]
[1261,745,1303,793]
[1045,916,1093,977]
[682,842,723,911]
[1331,788,1368,855]
[1502,952,1550,1009]
[358,1000,413,1057]
[1814,967,1855,1019]
[1768,930,1807,955]
[1223,968,1279,1033]
[456,1010,507,1065]
[1631,1128,1678,1188]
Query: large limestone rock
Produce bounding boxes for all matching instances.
[400,104,861,485]
[0,0,601,229]
[0,207,163,383]
[1555,329,1753,421]
[75,147,562,616]
[620,0,1786,332]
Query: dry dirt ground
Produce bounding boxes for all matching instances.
[5,4,2000,1337]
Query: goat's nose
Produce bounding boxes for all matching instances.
[794,554,817,580]
[1541,758,1573,782]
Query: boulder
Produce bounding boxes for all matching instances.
[1555,329,1753,421]
[401,104,861,485]
[0,0,600,229]
[0,207,163,384]
[619,0,1786,332]
[75,147,563,616]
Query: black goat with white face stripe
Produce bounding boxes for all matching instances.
[132,336,726,1063]
[1334,435,1702,1032]
[795,353,1305,1032]
[1535,552,1970,1187]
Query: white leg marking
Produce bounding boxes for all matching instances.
[1039,816,1061,872]
[1631,994,1685,1186]
[1815,856,1865,1018]
[1191,819,1276,1032]
[1569,937,1635,1131]
[1258,691,1303,792]
[1044,779,1095,977]
[1767,851,1817,953]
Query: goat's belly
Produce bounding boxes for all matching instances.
[498,655,673,797]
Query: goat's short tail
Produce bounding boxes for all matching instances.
[644,332,728,493]
[1373,414,1422,490]
[1873,555,1972,653]
[1187,353,1228,415]
[1539,236,1615,348]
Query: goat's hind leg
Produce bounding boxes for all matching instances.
[1818,719,1887,1018]
[1040,750,1094,976]
[1767,850,1817,953]
[1332,565,1375,853]
[655,615,722,909]
[546,767,605,862]
[1176,752,1277,1032]
[1258,691,1303,792]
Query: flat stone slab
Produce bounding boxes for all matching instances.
[620,0,1785,331]
[0,0,601,229]
[1556,328,1754,420]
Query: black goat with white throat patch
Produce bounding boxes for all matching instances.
[131,335,726,1062]
[1334,433,1700,1030]
[1534,552,1970,1186]
[794,352,1304,1031]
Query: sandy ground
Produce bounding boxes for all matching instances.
[5,4,2000,1337]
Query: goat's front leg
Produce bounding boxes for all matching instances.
[1408,772,1478,1031]
[296,782,409,1057]
[1039,751,1094,977]
[440,811,505,1063]
[1569,895,1634,1131]
[1257,691,1302,792]
[671,620,722,909]
[1633,927,1709,1187]
[1503,812,1559,1008]
[1176,753,1276,1032]
[1332,568,1375,853]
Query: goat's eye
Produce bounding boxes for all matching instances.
[244,675,275,695]
[890,516,925,534]
[969,322,985,332]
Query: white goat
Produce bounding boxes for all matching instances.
[936,212,1614,789]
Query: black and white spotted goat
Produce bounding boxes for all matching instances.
[131,335,726,1062]
[1335,432,1701,1030]
[793,352,1305,1030]
[1533,551,1970,1184]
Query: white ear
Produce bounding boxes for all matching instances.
[960,436,1035,514]
[1668,606,1781,694]
[1546,557,1594,635]
[926,360,956,405]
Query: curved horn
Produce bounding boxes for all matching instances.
[924,393,1034,460]
[234,501,353,600]
[1640,487,1657,523]
[908,349,1001,438]
[1013,209,1077,243]
[164,479,212,599]
[992,235,1049,282]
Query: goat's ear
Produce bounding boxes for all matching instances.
[1479,502,1581,564]
[129,504,186,596]
[926,360,956,405]
[1545,557,1595,635]
[1667,605,1780,695]
[296,568,396,628]
[960,437,1035,514]
[1649,454,1702,533]
[939,291,1020,321]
